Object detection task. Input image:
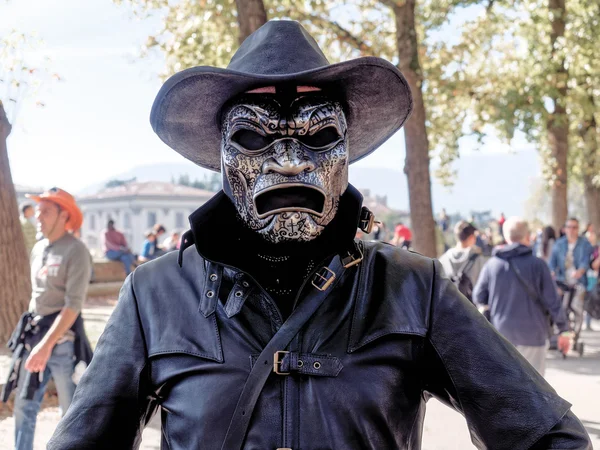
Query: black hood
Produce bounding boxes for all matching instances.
[492,243,532,260]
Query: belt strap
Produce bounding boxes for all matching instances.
[220,255,347,450]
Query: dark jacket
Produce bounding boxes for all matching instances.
[48,190,591,450]
[473,243,569,346]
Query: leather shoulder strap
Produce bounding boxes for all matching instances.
[220,254,348,450]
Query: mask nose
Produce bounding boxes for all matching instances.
[261,140,316,176]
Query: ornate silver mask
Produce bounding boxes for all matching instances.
[221,90,349,243]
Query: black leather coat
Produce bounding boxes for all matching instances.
[48,190,591,450]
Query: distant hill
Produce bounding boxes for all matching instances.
[78,149,540,217]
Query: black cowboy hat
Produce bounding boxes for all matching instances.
[151,20,413,172]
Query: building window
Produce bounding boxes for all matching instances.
[90,214,96,231]
[147,211,157,228]
[124,212,131,229]
[176,212,185,229]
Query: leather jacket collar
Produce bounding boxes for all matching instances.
[178,184,365,270]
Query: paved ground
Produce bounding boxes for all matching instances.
[1,302,598,449]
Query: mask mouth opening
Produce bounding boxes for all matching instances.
[254,183,326,219]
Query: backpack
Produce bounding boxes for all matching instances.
[450,253,478,302]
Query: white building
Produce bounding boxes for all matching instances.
[78,181,214,257]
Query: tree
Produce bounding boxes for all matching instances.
[392,0,437,257]
[0,31,59,342]
[441,0,600,232]
[0,101,30,343]
[235,0,268,43]
[567,0,600,233]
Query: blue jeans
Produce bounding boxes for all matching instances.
[14,341,76,450]
[105,250,136,275]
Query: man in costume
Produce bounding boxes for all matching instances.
[49,21,591,449]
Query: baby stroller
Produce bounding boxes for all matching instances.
[553,281,586,357]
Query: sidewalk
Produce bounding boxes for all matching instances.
[0,303,598,449]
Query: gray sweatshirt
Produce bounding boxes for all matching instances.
[439,246,488,286]
[29,233,92,316]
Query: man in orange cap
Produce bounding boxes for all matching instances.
[3,187,93,450]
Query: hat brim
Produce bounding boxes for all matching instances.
[151,56,413,172]
[26,194,83,231]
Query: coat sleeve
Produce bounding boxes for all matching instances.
[472,261,490,306]
[48,272,153,449]
[423,260,591,450]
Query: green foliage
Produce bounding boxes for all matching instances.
[175,173,221,191]
[0,30,59,123]
[442,0,600,188]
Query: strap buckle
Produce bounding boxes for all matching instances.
[311,267,336,291]
[359,207,375,234]
[273,351,290,375]
[341,244,364,269]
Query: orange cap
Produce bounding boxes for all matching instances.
[26,187,83,232]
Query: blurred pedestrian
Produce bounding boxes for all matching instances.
[534,226,556,264]
[103,220,136,275]
[138,231,157,262]
[162,230,181,252]
[473,217,571,376]
[20,203,37,256]
[2,188,93,450]
[584,229,599,331]
[439,221,487,302]
[391,222,412,249]
[498,212,506,235]
[549,217,593,338]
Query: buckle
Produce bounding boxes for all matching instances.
[359,207,375,234]
[341,244,363,269]
[273,351,290,375]
[311,267,336,291]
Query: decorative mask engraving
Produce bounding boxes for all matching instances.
[221,92,349,243]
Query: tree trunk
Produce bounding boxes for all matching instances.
[547,0,569,232]
[235,0,268,44]
[0,107,31,344]
[584,177,600,235]
[580,112,600,234]
[393,0,437,257]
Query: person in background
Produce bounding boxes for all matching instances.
[498,212,506,235]
[439,221,487,301]
[138,231,157,262]
[473,217,571,376]
[103,220,136,276]
[584,228,599,331]
[534,225,557,264]
[152,223,167,257]
[162,230,181,252]
[20,203,38,256]
[391,222,412,249]
[2,188,93,450]
[549,217,593,338]
[439,208,449,233]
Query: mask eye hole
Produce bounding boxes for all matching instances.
[300,126,341,149]
[231,130,272,152]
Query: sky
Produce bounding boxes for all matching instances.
[1,0,540,216]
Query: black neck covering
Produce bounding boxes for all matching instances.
[187,185,364,319]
